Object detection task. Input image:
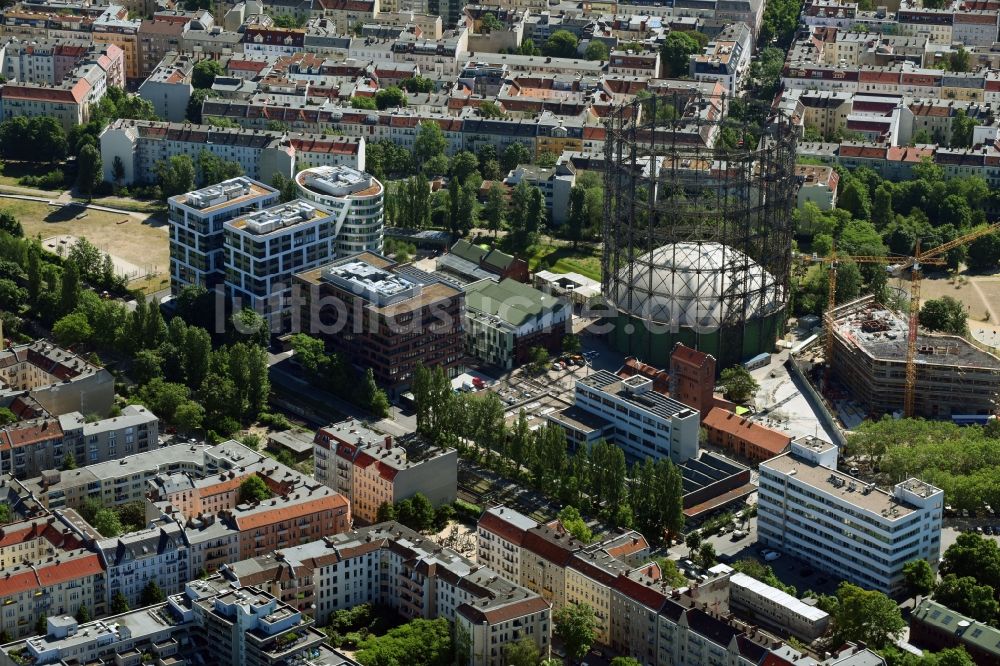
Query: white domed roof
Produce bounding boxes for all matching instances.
[614,242,780,330]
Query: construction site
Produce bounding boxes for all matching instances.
[827,295,1000,419]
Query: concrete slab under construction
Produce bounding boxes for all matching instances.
[830,295,1000,418]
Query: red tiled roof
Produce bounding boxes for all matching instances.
[478,510,530,546]
[235,493,348,531]
[612,574,668,610]
[36,553,103,588]
[702,407,792,455]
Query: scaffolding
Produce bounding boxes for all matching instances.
[601,92,799,369]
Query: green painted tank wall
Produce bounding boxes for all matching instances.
[606,308,786,372]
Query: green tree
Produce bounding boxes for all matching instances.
[155,155,196,197]
[698,541,717,567]
[504,637,541,666]
[414,121,447,168]
[76,144,103,198]
[351,95,378,111]
[400,75,435,93]
[839,178,872,220]
[527,345,549,374]
[543,29,579,58]
[111,592,130,614]
[719,365,759,403]
[558,505,593,543]
[374,86,408,110]
[35,613,47,636]
[92,508,123,537]
[238,475,271,504]
[376,501,397,523]
[191,59,223,89]
[140,581,165,606]
[902,559,936,601]
[354,617,453,666]
[198,150,243,187]
[566,185,587,248]
[553,603,597,663]
[660,31,700,77]
[450,150,479,184]
[479,12,503,32]
[501,142,532,172]
[829,582,905,649]
[942,533,1000,591]
[61,451,77,471]
[53,311,93,346]
[919,297,969,336]
[611,658,643,666]
[685,531,702,557]
[584,40,609,61]
[184,88,208,124]
[478,101,505,119]
[950,109,977,149]
[518,38,541,56]
[482,182,506,237]
[967,232,1000,272]
[934,574,999,625]
[75,604,90,623]
[408,492,436,531]
[174,401,204,433]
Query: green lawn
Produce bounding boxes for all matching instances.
[526,243,602,281]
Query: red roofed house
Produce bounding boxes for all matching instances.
[313,419,457,524]
[702,406,792,463]
[0,516,103,639]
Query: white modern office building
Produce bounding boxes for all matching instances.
[223,199,338,323]
[573,370,700,463]
[295,165,385,257]
[167,177,279,295]
[758,436,944,595]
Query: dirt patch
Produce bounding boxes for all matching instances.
[2,199,168,282]
[918,274,991,321]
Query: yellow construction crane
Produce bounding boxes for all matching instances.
[810,251,943,390]
[811,222,1000,417]
[899,223,1000,417]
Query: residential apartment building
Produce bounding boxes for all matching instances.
[136,51,196,122]
[0,42,123,132]
[57,404,160,468]
[573,370,700,463]
[0,341,115,474]
[689,22,752,92]
[91,9,140,80]
[0,38,90,84]
[758,435,944,594]
[223,199,339,324]
[701,407,791,464]
[312,420,457,522]
[294,253,464,390]
[475,505,847,666]
[728,571,830,641]
[100,120,348,187]
[146,440,352,562]
[502,163,575,225]
[0,577,349,666]
[166,177,280,295]
[221,521,551,666]
[293,165,385,257]
[16,443,212,512]
[463,278,570,369]
[0,516,103,639]
[795,164,840,210]
[95,518,189,612]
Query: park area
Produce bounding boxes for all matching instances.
[525,241,602,281]
[0,198,169,292]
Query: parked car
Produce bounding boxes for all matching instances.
[731,530,748,541]
[764,551,781,562]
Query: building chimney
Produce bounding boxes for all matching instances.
[384,435,392,450]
